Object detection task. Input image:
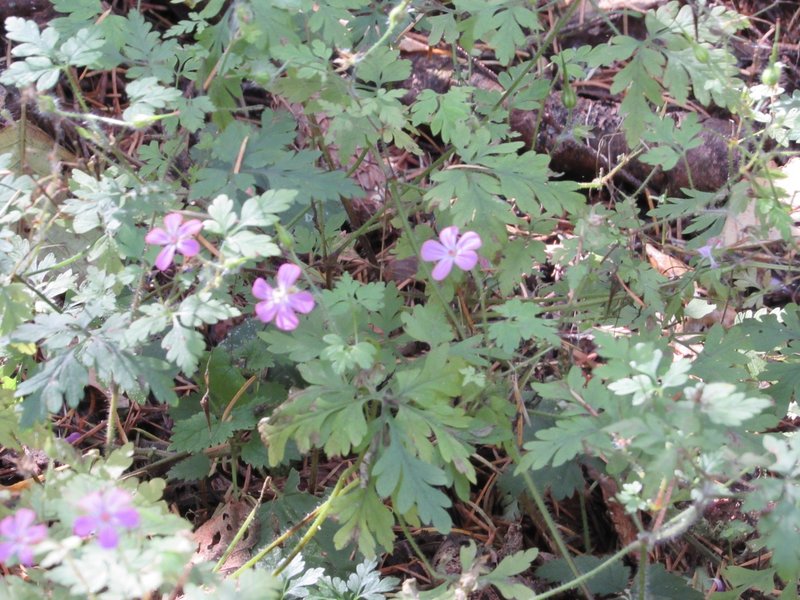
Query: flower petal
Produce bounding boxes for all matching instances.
[163,213,184,234]
[177,218,203,237]
[420,240,447,262]
[73,515,96,537]
[252,278,272,300]
[27,524,47,544]
[154,245,177,271]
[288,291,315,314]
[0,516,13,537]
[453,250,478,271]
[97,526,119,549]
[255,299,279,323]
[175,238,200,257]
[274,305,299,331]
[456,231,482,252]
[0,542,13,563]
[78,492,104,513]
[113,508,140,529]
[16,546,34,566]
[144,228,170,246]
[431,256,455,281]
[13,509,35,529]
[438,226,460,250]
[276,263,301,287]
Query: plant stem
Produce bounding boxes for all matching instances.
[213,479,270,573]
[105,381,120,454]
[386,177,466,339]
[271,477,360,577]
[514,458,595,600]
[397,514,437,582]
[229,466,360,578]
[531,541,641,600]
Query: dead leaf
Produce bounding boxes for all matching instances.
[645,243,691,278]
[720,158,800,246]
[191,498,259,574]
[0,120,74,177]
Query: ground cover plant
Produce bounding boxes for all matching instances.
[0,0,799,597]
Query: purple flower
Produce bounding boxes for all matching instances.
[420,226,482,281]
[73,488,140,549]
[697,239,721,269]
[0,508,47,566]
[252,264,315,331]
[145,212,203,271]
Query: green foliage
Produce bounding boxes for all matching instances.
[373,425,453,532]
[584,1,746,144]
[536,555,630,596]
[2,0,800,596]
[487,299,560,353]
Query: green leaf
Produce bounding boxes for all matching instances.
[332,486,396,557]
[486,151,585,217]
[5,17,59,58]
[323,271,386,314]
[321,335,377,374]
[645,563,704,599]
[536,555,630,596]
[401,303,456,346]
[178,293,240,328]
[59,27,104,67]
[163,322,205,376]
[411,88,474,145]
[120,11,179,82]
[373,424,452,532]
[240,189,295,226]
[136,356,179,406]
[518,417,606,471]
[392,346,463,405]
[204,194,238,235]
[168,412,235,453]
[685,382,771,426]
[1,55,61,90]
[167,453,211,482]
[494,548,540,579]
[488,299,560,353]
[222,230,279,259]
[722,566,777,594]
[122,76,182,123]
[357,46,411,86]
[15,349,87,413]
[0,283,32,336]
[175,96,215,133]
[496,238,545,296]
[260,361,364,465]
[641,145,680,171]
[240,435,268,469]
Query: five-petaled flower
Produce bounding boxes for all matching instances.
[253,263,315,331]
[73,488,140,549]
[0,508,47,566]
[145,212,203,271]
[420,226,482,281]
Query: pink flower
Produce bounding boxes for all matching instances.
[0,508,47,566]
[73,488,140,549]
[145,212,203,271]
[420,226,482,280]
[252,264,315,331]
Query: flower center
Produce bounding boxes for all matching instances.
[272,286,291,304]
